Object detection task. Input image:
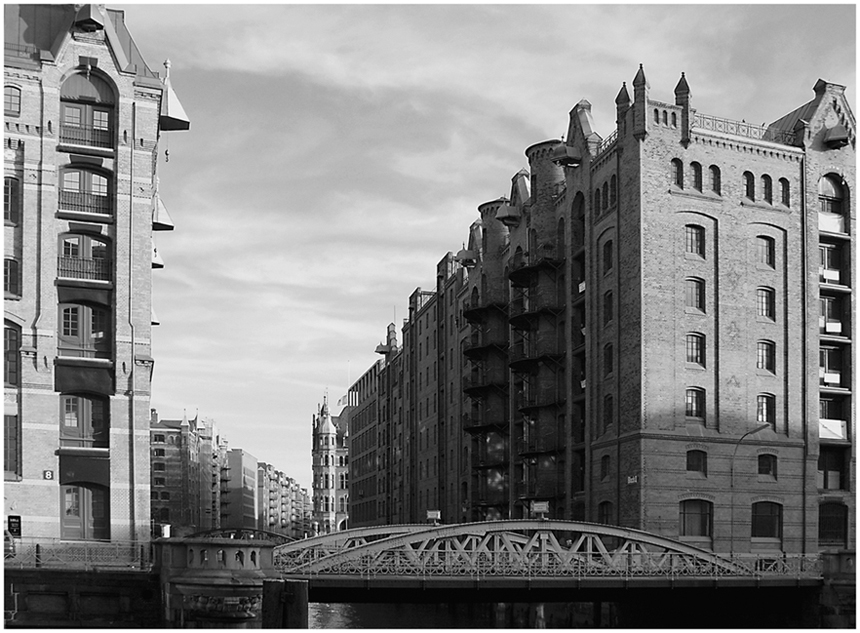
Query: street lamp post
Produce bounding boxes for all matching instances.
[729,423,771,556]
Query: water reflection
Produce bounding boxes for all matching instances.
[309,602,494,629]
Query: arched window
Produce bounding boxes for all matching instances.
[603,291,614,325]
[756,287,775,320]
[59,233,111,281]
[685,333,705,366]
[685,277,705,312]
[758,454,777,479]
[601,182,608,211]
[602,240,613,274]
[709,165,721,195]
[691,162,703,191]
[685,225,705,257]
[603,344,614,376]
[4,86,21,116]
[594,189,601,213]
[597,501,613,525]
[686,450,707,475]
[603,395,614,432]
[4,177,20,224]
[685,388,705,419]
[756,236,775,268]
[662,111,668,125]
[819,175,846,233]
[761,174,773,203]
[60,72,115,149]
[58,302,111,358]
[819,503,848,547]
[59,166,112,216]
[610,175,617,206]
[671,159,684,188]
[743,171,755,199]
[5,321,21,388]
[756,340,775,373]
[679,499,712,537]
[751,501,782,539]
[653,109,660,124]
[4,259,20,297]
[60,393,109,448]
[757,394,776,428]
[671,111,677,127]
[600,454,610,480]
[779,178,790,207]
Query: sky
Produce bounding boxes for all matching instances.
[121,3,856,490]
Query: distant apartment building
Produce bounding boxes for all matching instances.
[311,401,348,533]
[257,461,312,539]
[4,4,188,542]
[221,448,258,530]
[347,68,855,555]
[149,410,225,536]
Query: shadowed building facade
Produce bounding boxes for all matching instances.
[347,67,854,556]
[4,4,188,542]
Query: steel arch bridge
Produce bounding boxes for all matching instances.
[274,520,822,583]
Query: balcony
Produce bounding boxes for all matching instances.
[819,369,847,390]
[463,372,506,396]
[820,418,849,441]
[462,411,506,433]
[58,190,112,217]
[59,123,113,150]
[519,390,565,412]
[820,267,844,286]
[509,294,563,330]
[462,300,507,324]
[463,330,508,359]
[57,256,112,282]
[508,256,564,287]
[819,318,846,337]
[508,342,564,372]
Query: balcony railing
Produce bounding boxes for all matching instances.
[59,123,113,149]
[691,113,796,145]
[4,538,152,570]
[59,190,112,216]
[58,256,112,282]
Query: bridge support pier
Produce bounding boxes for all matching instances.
[261,579,308,629]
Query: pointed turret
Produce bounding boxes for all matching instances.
[616,82,631,132]
[674,72,693,146]
[632,64,650,140]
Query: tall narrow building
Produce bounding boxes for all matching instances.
[4,5,188,543]
[311,400,348,533]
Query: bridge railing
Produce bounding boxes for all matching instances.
[4,538,152,571]
[279,550,822,580]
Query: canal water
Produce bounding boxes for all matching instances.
[309,601,610,628]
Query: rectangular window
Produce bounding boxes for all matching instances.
[686,450,707,475]
[4,87,21,116]
[751,502,782,539]
[818,448,846,490]
[757,236,775,267]
[62,306,79,338]
[4,414,20,476]
[758,454,777,478]
[757,394,775,428]
[603,291,613,325]
[4,259,20,296]
[5,325,20,387]
[4,177,20,224]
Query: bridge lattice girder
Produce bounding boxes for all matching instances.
[274,520,820,578]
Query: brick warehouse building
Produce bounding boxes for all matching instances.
[4,5,188,542]
[347,67,854,556]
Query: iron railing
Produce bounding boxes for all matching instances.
[59,123,113,149]
[58,256,112,281]
[691,113,796,145]
[595,130,618,158]
[4,538,152,570]
[58,190,112,216]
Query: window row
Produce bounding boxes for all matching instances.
[654,108,678,128]
[685,388,778,428]
[685,278,778,319]
[593,176,618,213]
[684,449,777,479]
[671,160,721,194]
[685,225,776,268]
[685,333,777,373]
[596,498,850,545]
[742,171,791,206]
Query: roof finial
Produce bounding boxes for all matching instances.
[163,58,171,79]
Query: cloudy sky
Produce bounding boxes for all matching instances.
[123,3,855,489]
